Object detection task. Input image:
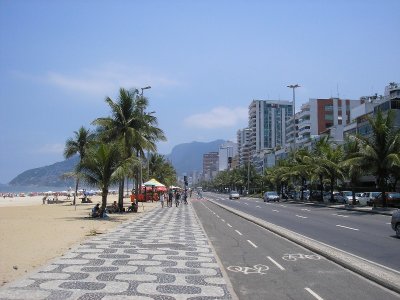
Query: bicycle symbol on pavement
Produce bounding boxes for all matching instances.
[227,264,269,275]
[282,253,321,261]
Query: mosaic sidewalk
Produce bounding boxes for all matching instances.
[0,202,233,300]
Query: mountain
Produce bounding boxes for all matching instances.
[8,139,225,186]
[165,139,225,175]
[9,156,79,187]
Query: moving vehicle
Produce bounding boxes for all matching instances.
[229,191,240,200]
[391,209,400,238]
[264,191,280,202]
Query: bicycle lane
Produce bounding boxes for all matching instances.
[191,199,400,300]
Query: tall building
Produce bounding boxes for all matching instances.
[248,100,293,153]
[203,152,219,181]
[218,141,238,171]
[237,128,251,167]
[286,97,363,148]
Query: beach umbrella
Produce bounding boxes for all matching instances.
[143,178,165,187]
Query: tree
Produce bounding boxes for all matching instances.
[64,126,94,205]
[78,142,137,213]
[347,110,400,207]
[147,153,177,187]
[93,88,166,210]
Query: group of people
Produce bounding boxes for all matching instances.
[91,200,138,218]
[159,189,188,208]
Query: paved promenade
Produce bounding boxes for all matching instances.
[0,202,234,300]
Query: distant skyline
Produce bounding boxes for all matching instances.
[1,0,399,183]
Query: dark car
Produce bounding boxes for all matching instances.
[372,192,400,208]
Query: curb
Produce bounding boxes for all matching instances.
[208,199,400,295]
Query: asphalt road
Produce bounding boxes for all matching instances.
[192,197,400,300]
[205,192,400,272]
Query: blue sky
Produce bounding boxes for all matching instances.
[0,0,399,183]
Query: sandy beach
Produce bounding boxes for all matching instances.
[0,194,158,286]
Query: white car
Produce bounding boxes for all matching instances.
[264,191,280,202]
[229,191,240,200]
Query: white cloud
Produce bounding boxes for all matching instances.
[184,106,248,129]
[21,63,180,97]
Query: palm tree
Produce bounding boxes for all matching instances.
[64,126,94,205]
[147,153,177,186]
[347,110,400,207]
[341,137,363,205]
[93,88,166,210]
[78,142,138,213]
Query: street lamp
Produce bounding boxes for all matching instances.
[287,84,300,148]
[141,86,151,96]
[137,85,151,201]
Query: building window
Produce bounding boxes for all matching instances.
[391,100,400,109]
[325,114,333,120]
[325,105,333,111]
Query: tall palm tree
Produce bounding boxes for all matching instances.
[64,126,94,205]
[93,88,166,210]
[78,142,138,213]
[347,110,400,207]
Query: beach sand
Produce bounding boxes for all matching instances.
[0,194,158,286]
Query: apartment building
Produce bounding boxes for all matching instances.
[218,141,238,171]
[202,152,219,181]
[237,128,251,167]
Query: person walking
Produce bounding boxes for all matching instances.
[168,189,173,207]
[160,192,165,208]
[175,191,180,207]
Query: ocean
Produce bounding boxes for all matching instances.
[0,184,133,194]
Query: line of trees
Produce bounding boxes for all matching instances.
[64,88,176,211]
[201,110,400,207]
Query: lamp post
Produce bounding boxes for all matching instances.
[287,84,300,149]
[141,86,151,96]
[137,86,151,202]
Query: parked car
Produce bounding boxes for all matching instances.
[364,192,381,206]
[229,191,240,200]
[391,209,400,238]
[341,191,353,203]
[323,192,347,204]
[371,192,400,208]
[264,191,280,202]
[354,193,369,205]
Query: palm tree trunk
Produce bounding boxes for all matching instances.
[74,177,80,206]
[118,180,124,211]
[101,188,108,218]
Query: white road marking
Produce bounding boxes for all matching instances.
[332,213,349,218]
[336,225,359,231]
[244,203,249,205]
[305,287,324,300]
[296,215,308,219]
[272,209,279,212]
[256,205,261,208]
[280,205,287,207]
[235,230,243,236]
[301,208,310,211]
[267,256,285,270]
[247,240,258,248]
[386,222,391,225]
[227,223,232,228]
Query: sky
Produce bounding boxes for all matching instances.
[0,0,399,184]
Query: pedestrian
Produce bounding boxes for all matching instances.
[168,189,173,207]
[160,192,165,208]
[175,191,180,207]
